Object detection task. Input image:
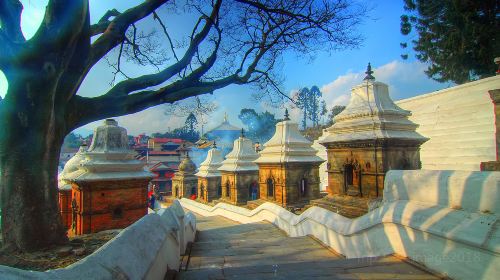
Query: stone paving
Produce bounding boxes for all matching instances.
[178,215,441,280]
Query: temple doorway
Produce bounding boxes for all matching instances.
[299,178,307,197]
[267,178,274,199]
[225,181,230,199]
[344,164,354,193]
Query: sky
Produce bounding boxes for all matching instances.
[0,0,453,136]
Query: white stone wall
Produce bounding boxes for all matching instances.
[180,169,500,280]
[0,200,196,280]
[396,76,500,171]
[311,139,328,191]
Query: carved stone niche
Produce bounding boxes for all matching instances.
[342,157,362,196]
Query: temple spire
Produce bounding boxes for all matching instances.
[241,128,245,138]
[363,62,375,81]
[284,108,290,121]
[223,112,228,122]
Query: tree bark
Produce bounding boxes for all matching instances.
[0,77,68,252]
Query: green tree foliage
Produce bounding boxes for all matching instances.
[294,86,326,129]
[185,113,198,135]
[294,87,310,129]
[308,86,322,127]
[61,132,83,149]
[152,128,199,142]
[327,105,346,126]
[238,109,278,143]
[320,100,328,124]
[400,0,499,84]
[151,113,200,142]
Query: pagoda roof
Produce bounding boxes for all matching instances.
[152,138,183,144]
[208,120,240,132]
[148,151,179,155]
[150,162,177,171]
[208,114,240,132]
[255,119,324,164]
[197,140,215,149]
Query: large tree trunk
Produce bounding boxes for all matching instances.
[0,78,68,252]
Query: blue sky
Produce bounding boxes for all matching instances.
[0,0,452,136]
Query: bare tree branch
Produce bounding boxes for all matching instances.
[72,72,243,129]
[88,0,169,69]
[98,0,222,98]
[152,11,179,61]
[90,9,121,36]
[68,0,365,128]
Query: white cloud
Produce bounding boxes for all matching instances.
[320,60,447,108]
[77,105,185,136]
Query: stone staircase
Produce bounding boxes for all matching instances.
[179,214,441,280]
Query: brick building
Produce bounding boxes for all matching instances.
[255,110,324,207]
[195,143,223,203]
[62,119,153,235]
[218,130,259,205]
[319,65,427,198]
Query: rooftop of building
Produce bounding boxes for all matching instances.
[207,113,240,132]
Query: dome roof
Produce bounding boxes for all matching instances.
[254,119,324,164]
[178,155,197,174]
[59,145,87,180]
[63,119,153,181]
[319,79,428,144]
[196,146,223,177]
[218,136,259,172]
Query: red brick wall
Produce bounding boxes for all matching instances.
[58,188,72,230]
[71,179,149,235]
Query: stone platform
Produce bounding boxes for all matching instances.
[179,214,440,280]
[307,195,370,218]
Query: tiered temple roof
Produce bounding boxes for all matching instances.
[218,132,259,172]
[196,144,224,177]
[62,119,153,181]
[319,77,428,145]
[255,113,323,164]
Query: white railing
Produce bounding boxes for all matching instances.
[180,170,500,280]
